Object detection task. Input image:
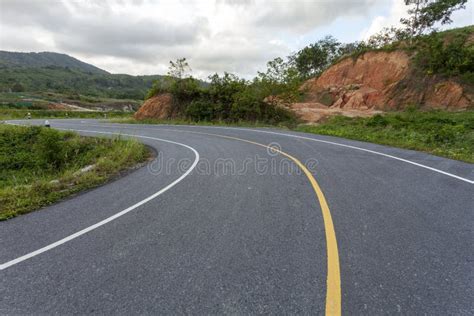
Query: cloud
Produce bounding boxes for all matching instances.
[0,0,471,78]
[254,0,376,33]
[360,0,408,39]
[361,0,473,39]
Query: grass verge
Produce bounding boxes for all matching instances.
[0,109,133,121]
[297,110,474,163]
[0,124,149,220]
[108,117,295,129]
[112,109,474,163]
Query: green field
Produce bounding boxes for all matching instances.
[0,125,149,220]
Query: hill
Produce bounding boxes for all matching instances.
[0,51,164,100]
[285,26,474,122]
[0,51,108,75]
[132,26,473,124]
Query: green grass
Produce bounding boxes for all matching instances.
[0,91,142,111]
[297,110,474,163]
[113,109,474,163]
[0,124,149,220]
[0,109,133,121]
[108,117,295,129]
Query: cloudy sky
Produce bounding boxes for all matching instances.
[0,0,472,78]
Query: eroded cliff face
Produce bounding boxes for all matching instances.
[290,50,472,122]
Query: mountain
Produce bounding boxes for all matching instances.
[0,51,109,75]
[0,51,164,100]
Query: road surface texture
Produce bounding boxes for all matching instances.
[1,119,473,315]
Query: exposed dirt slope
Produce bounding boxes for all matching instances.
[134,93,174,120]
[290,50,472,122]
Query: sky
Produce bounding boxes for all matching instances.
[0,0,472,79]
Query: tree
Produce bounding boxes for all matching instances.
[290,36,341,79]
[365,26,409,48]
[401,0,468,37]
[256,57,302,106]
[11,82,25,92]
[168,58,191,79]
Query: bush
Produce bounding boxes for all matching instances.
[144,60,297,125]
[185,100,217,121]
[415,31,474,75]
[35,128,66,169]
[170,77,202,105]
[11,82,25,92]
[366,114,389,127]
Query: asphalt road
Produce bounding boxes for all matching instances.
[1,119,473,315]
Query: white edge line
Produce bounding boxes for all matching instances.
[0,126,200,271]
[49,121,473,185]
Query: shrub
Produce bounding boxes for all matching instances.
[35,128,66,169]
[185,100,217,121]
[366,114,389,127]
[415,31,474,75]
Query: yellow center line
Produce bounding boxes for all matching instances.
[57,122,341,314]
[165,128,342,315]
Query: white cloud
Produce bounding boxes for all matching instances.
[0,0,472,78]
[360,0,408,39]
[361,0,473,40]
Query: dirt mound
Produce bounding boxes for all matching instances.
[291,50,472,122]
[134,93,174,120]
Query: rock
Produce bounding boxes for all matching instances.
[80,165,95,173]
[424,81,470,109]
[73,164,95,176]
[291,50,473,122]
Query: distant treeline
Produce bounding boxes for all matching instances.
[0,66,164,100]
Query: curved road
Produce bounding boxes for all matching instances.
[1,119,473,315]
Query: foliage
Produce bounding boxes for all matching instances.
[401,0,468,37]
[0,125,148,220]
[168,58,191,79]
[365,27,410,49]
[146,77,171,99]
[0,51,158,100]
[256,57,303,104]
[204,73,246,118]
[297,109,474,163]
[0,51,107,74]
[11,82,25,92]
[170,77,203,106]
[0,66,163,100]
[290,36,342,79]
[0,109,132,121]
[185,100,218,121]
[145,58,297,124]
[415,28,474,76]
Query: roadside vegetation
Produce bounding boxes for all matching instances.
[297,109,474,163]
[113,109,474,163]
[0,124,149,220]
[122,0,472,162]
[109,117,288,128]
[140,1,470,125]
[0,109,132,121]
[0,91,141,111]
